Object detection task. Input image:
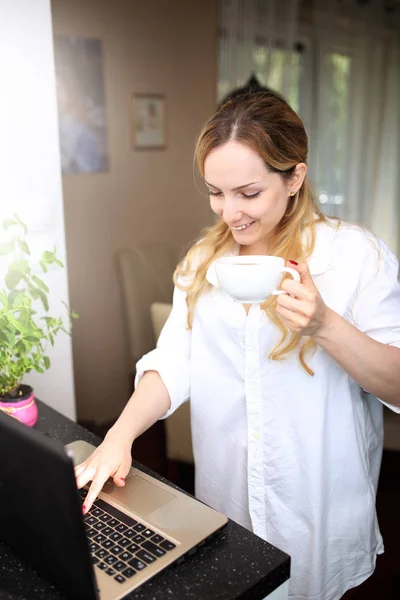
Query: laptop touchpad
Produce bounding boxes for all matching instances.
[101,472,175,515]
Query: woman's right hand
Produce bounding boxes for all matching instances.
[74,429,133,514]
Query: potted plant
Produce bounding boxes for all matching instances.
[0,215,77,426]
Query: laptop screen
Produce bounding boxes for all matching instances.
[0,411,98,600]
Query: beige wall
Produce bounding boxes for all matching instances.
[51,0,217,424]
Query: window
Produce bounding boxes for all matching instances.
[314,52,352,211]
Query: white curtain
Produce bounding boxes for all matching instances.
[218,0,301,105]
[218,0,400,255]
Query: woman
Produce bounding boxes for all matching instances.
[75,92,400,600]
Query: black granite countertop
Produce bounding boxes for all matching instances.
[0,400,290,600]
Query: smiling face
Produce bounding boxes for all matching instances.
[204,141,303,255]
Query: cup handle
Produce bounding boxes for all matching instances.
[272,267,301,295]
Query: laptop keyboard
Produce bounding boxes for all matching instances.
[80,488,176,585]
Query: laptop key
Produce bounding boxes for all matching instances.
[120,551,133,562]
[125,528,137,538]
[97,562,107,571]
[142,540,166,558]
[160,540,176,551]
[95,549,109,560]
[91,556,99,565]
[95,498,143,530]
[133,523,146,533]
[122,567,136,579]
[114,574,126,584]
[128,558,147,571]
[151,534,165,544]
[94,522,107,532]
[86,527,96,538]
[110,545,123,555]
[136,549,156,564]
[132,534,146,544]
[89,542,100,554]
[114,561,126,571]
[142,528,154,539]
[102,526,113,537]
[105,555,117,565]
[116,522,129,533]
[100,513,112,523]
[93,534,107,544]
[85,516,98,526]
[105,567,116,576]
[92,508,104,518]
[110,532,122,542]
[120,537,132,548]
[102,540,113,549]
[108,518,119,528]
[126,543,140,553]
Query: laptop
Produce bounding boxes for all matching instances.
[0,410,228,600]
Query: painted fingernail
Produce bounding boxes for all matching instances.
[289,260,298,265]
[82,505,87,515]
[120,478,125,482]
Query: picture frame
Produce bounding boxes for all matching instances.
[54,36,109,174]
[132,93,167,149]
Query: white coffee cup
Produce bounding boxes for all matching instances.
[214,255,300,304]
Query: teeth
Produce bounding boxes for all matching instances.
[233,221,254,231]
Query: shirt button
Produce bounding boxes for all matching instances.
[252,432,259,440]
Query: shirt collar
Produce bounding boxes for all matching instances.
[206,218,335,287]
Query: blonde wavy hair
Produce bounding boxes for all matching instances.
[174,92,327,375]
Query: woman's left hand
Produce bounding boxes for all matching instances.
[276,261,330,338]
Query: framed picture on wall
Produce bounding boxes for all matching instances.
[132,93,167,149]
[54,36,109,174]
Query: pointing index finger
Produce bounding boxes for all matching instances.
[82,473,109,514]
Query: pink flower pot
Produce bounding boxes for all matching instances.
[0,385,38,427]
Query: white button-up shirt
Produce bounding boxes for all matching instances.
[136,219,400,600]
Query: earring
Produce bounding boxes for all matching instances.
[289,191,296,197]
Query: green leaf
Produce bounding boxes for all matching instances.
[17,239,30,255]
[42,250,55,264]
[32,275,49,293]
[43,356,51,369]
[12,214,27,235]
[4,331,16,346]
[42,316,54,325]
[37,289,49,311]
[5,313,24,333]
[3,218,17,230]
[5,269,23,290]
[28,286,39,300]
[39,260,47,273]
[8,290,22,307]
[71,311,79,319]
[0,241,14,255]
[8,259,29,275]
[55,259,64,268]
[22,340,32,352]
